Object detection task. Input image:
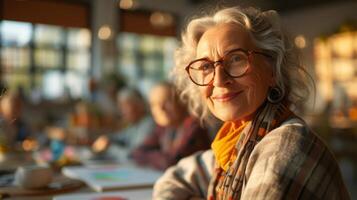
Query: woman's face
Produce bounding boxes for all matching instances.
[196,23,274,122]
[149,85,181,127]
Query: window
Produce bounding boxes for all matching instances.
[0,21,32,73]
[117,32,178,92]
[0,20,91,100]
[314,31,357,122]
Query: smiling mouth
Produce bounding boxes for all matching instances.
[211,91,242,102]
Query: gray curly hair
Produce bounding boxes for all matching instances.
[171,6,312,123]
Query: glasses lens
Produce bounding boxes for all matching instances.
[223,51,249,77]
[188,60,214,85]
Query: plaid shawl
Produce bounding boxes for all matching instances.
[153,102,350,200]
[207,101,294,199]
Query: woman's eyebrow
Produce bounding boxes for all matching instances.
[194,55,210,60]
[223,47,243,55]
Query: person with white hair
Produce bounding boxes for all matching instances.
[92,88,154,162]
[131,82,211,170]
[153,6,349,200]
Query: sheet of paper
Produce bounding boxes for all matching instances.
[54,188,153,200]
[62,164,162,192]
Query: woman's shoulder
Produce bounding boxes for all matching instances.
[171,149,214,171]
[245,120,348,199]
[262,117,321,149]
[250,117,337,175]
[153,150,214,199]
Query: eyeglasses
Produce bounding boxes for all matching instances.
[185,48,272,86]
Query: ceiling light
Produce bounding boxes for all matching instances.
[119,0,134,10]
[98,25,112,40]
[294,35,307,49]
[150,12,173,28]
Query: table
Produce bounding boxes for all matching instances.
[0,152,157,200]
[54,188,153,200]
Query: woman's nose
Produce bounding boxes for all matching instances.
[212,63,232,87]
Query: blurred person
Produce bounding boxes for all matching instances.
[68,100,100,145]
[153,7,349,199]
[92,88,154,162]
[91,75,126,133]
[131,82,211,170]
[0,92,31,149]
[93,74,125,117]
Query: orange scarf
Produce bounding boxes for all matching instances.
[211,120,249,171]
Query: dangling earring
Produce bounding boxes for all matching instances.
[267,86,284,104]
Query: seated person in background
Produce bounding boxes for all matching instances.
[92,88,154,162]
[131,82,211,170]
[0,92,31,150]
[68,100,101,145]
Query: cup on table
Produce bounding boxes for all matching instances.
[14,165,53,189]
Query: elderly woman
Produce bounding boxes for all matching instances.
[153,7,349,200]
[131,82,211,170]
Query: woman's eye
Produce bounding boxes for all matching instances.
[199,62,212,71]
[230,54,242,63]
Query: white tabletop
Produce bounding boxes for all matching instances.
[53,188,153,200]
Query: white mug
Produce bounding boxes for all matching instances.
[14,165,53,189]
